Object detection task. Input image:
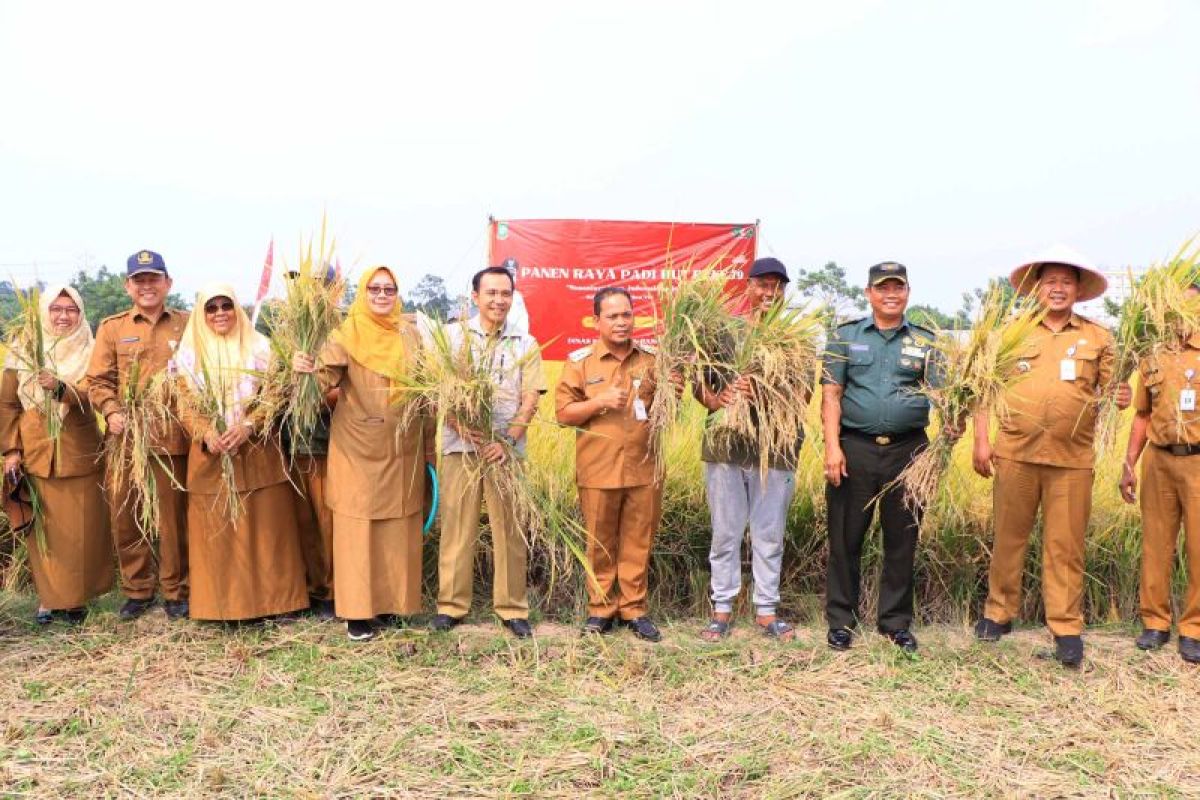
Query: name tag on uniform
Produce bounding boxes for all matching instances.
[1182,389,1197,412]
[901,347,926,359]
[119,336,141,343]
[1060,359,1076,381]
[632,378,648,421]
[586,376,604,385]
[849,344,870,352]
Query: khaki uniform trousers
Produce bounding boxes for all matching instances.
[1139,447,1200,637]
[293,455,334,601]
[579,483,662,620]
[437,453,528,620]
[983,457,1092,636]
[109,454,189,601]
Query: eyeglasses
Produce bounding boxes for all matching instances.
[47,305,81,315]
[366,285,398,297]
[204,301,236,313]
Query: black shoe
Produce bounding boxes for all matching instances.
[974,617,1012,642]
[1054,635,1084,668]
[164,599,189,620]
[1179,636,1200,664]
[622,616,662,642]
[884,628,919,653]
[60,608,88,626]
[119,597,156,621]
[308,597,336,620]
[582,616,615,635]
[346,619,377,642]
[35,608,53,626]
[1136,628,1170,651]
[827,627,854,651]
[503,618,533,639]
[429,613,463,632]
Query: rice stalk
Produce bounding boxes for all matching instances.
[3,284,65,449]
[171,359,244,526]
[649,265,739,467]
[894,285,1046,510]
[255,218,344,461]
[102,358,182,545]
[1098,240,1200,450]
[706,299,824,478]
[393,319,589,580]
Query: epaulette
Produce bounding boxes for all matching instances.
[98,310,131,326]
[909,322,936,342]
[836,317,865,329]
[1073,312,1110,331]
[567,346,592,362]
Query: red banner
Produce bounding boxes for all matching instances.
[488,219,757,360]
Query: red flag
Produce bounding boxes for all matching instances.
[250,238,274,326]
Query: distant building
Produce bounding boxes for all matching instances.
[1076,266,1145,323]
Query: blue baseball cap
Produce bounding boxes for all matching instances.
[748,257,789,283]
[127,249,167,277]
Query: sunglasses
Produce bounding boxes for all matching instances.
[366,285,398,297]
[204,301,236,313]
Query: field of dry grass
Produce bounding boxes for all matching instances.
[3,590,1198,799]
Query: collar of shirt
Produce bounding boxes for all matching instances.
[592,337,643,362]
[467,314,521,341]
[1040,313,1085,333]
[862,315,911,338]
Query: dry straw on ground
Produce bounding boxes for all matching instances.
[2,597,1198,798]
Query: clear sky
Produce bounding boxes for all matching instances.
[2,0,1197,313]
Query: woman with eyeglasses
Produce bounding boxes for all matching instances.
[175,283,308,623]
[293,266,433,642]
[0,285,113,625]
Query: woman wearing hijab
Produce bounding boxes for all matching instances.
[293,266,432,642]
[0,286,112,624]
[175,283,307,622]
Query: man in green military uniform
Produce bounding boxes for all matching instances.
[821,261,938,653]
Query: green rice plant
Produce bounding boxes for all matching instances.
[257,218,344,461]
[706,299,824,478]
[892,285,1046,511]
[103,358,181,545]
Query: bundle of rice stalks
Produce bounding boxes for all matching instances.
[257,219,345,459]
[103,359,181,543]
[895,285,1046,510]
[649,267,739,457]
[393,320,590,579]
[2,285,64,447]
[706,299,824,478]
[1098,241,1200,449]
[171,360,243,526]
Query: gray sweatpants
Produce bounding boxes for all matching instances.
[704,462,795,616]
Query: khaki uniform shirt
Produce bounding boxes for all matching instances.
[318,323,432,520]
[0,370,102,479]
[1134,333,1200,446]
[993,314,1114,469]
[555,339,658,489]
[85,307,191,455]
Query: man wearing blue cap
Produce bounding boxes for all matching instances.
[85,250,191,621]
[695,257,809,641]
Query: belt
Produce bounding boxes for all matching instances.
[1154,442,1200,457]
[841,428,925,447]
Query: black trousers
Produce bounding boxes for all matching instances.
[825,431,927,632]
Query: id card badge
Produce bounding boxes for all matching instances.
[632,378,648,421]
[1060,359,1077,381]
[1181,389,1197,412]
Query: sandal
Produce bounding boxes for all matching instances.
[759,619,794,640]
[700,619,732,641]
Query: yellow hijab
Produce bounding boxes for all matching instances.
[4,285,94,415]
[339,266,406,378]
[176,283,270,425]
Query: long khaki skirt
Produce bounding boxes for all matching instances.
[332,510,423,619]
[188,482,308,621]
[27,474,114,610]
